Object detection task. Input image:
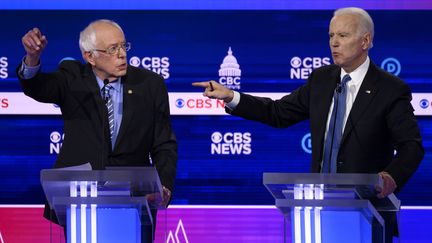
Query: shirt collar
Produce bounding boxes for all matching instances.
[340,56,370,87]
[95,75,122,92]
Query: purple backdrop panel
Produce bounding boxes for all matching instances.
[155,206,285,243]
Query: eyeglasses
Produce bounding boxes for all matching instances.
[92,42,131,55]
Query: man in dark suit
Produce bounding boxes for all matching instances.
[193,7,423,242]
[18,19,177,243]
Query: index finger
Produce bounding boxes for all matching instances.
[192,81,210,88]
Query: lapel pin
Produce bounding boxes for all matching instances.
[365,90,371,94]
[128,89,133,94]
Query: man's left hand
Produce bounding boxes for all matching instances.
[145,186,172,207]
[376,171,397,198]
[161,186,172,207]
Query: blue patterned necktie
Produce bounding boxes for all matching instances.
[322,74,352,173]
[102,84,114,141]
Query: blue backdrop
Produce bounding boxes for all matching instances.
[0,10,431,206]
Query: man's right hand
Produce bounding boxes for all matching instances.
[22,28,48,66]
[192,80,234,103]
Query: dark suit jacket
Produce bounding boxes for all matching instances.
[228,61,423,190]
[18,60,177,191]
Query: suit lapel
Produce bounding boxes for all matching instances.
[315,67,341,157]
[341,62,380,144]
[82,64,109,139]
[114,69,135,149]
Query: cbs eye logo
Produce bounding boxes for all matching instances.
[211,132,223,143]
[50,131,64,154]
[175,98,185,108]
[419,99,429,109]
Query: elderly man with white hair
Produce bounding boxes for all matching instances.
[18,19,178,243]
[194,7,423,243]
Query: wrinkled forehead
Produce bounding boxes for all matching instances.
[93,23,125,47]
[329,14,360,33]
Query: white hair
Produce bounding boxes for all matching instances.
[334,7,374,48]
[79,19,124,57]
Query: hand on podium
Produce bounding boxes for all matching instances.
[376,171,397,198]
[145,186,172,207]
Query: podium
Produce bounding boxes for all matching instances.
[263,173,400,243]
[41,166,165,243]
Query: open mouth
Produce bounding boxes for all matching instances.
[118,63,127,69]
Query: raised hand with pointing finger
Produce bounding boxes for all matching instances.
[192,80,234,103]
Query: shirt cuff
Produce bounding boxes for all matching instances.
[225,91,240,110]
[19,57,40,79]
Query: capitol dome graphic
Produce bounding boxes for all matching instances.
[219,47,241,77]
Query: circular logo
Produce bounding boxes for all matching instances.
[175,98,185,108]
[50,131,62,143]
[211,132,223,143]
[381,57,401,76]
[301,133,312,154]
[129,56,141,67]
[419,99,429,109]
[290,56,302,68]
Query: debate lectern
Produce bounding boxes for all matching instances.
[263,173,400,243]
[41,166,165,243]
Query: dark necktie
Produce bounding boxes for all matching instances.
[322,74,352,173]
[102,84,114,141]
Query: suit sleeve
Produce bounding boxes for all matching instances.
[383,82,424,189]
[227,79,311,128]
[17,62,71,106]
[151,77,178,192]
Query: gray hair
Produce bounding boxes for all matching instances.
[334,7,374,48]
[79,19,124,57]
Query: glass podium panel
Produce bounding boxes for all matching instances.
[41,166,165,243]
[263,173,401,243]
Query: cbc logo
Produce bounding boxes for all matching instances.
[50,131,64,154]
[301,133,312,154]
[211,131,252,155]
[419,99,430,109]
[175,98,224,109]
[129,56,170,79]
[381,57,401,76]
[290,56,330,79]
[218,47,242,90]
[219,77,240,88]
[0,56,8,79]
